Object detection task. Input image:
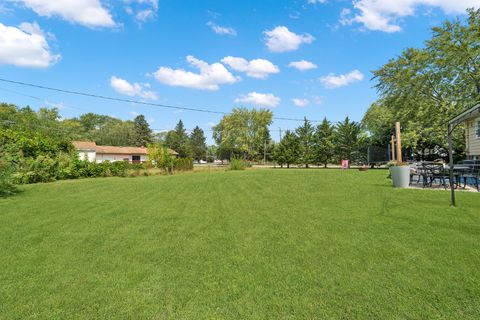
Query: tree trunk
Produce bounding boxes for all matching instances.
[287,163,290,168]
[324,163,327,168]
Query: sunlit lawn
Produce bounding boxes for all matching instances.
[1,169,479,319]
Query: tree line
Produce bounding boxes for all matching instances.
[362,8,480,161]
[273,117,366,168]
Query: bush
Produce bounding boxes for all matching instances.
[0,161,17,197]
[13,155,59,184]
[174,158,193,171]
[229,158,249,171]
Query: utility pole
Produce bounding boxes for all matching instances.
[390,135,396,161]
[395,122,402,162]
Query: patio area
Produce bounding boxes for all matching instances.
[409,161,480,192]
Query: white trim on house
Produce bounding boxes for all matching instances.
[72,141,178,163]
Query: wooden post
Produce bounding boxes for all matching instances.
[390,135,396,161]
[395,122,402,162]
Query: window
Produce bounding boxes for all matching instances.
[132,155,141,163]
[476,120,480,138]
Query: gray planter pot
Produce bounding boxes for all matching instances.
[389,166,410,188]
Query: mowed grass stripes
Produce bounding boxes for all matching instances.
[1,169,479,319]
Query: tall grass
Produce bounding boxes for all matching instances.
[229,158,250,170]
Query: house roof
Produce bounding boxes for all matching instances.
[72,141,96,150]
[95,145,148,155]
[72,141,178,156]
[449,103,480,126]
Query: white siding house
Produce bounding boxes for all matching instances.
[73,141,97,162]
[72,141,178,163]
[449,104,480,160]
[465,116,480,160]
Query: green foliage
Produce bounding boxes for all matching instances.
[229,158,249,170]
[173,158,194,171]
[334,116,364,163]
[213,107,273,160]
[364,9,480,158]
[273,130,299,168]
[296,117,315,168]
[95,120,136,147]
[165,120,192,158]
[189,126,207,161]
[133,115,153,147]
[12,155,133,183]
[13,155,59,184]
[313,118,335,167]
[148,144,174,173]
[0,159,17,197]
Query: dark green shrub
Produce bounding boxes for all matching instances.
[0,160,17,197]
[13,155,59,184]
[108,161,129,177]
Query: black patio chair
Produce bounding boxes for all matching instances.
[460,165,480,192]
[409,163,424,185]
[422,163,448,189]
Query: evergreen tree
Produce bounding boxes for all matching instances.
[273,130,299,168]
[313,118,335,168]
[165,120,191,158]
[189,126,207,162]
[295,117,315,168]
[133,115,153,147]
[334,116,362,163]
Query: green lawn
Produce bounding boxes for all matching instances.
[1,169,479,319]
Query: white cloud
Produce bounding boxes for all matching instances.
[264,26,315,52]
[308,0,327,3]
[0,22,60,68]
[206,21,237,36]
[292,98,310,107]
[110,76,158,100]
[342,0,479,33]
[289,60,317,71]
[13,0,116,28]
[221,56,279,79]
[124,0,158,23]
[153,55,238,90]
[320,70,364,89]
[135,9,155,22]
[235,92,281,108]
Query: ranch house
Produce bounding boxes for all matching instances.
[72,141,178,163]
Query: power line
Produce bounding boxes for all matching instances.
[0,77,325,123]
[0,86,91,113]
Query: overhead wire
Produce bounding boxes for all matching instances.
[0,77,326,123]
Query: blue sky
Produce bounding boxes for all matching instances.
[0,0,478,142]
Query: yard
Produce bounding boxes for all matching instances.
[1,169,479,319]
